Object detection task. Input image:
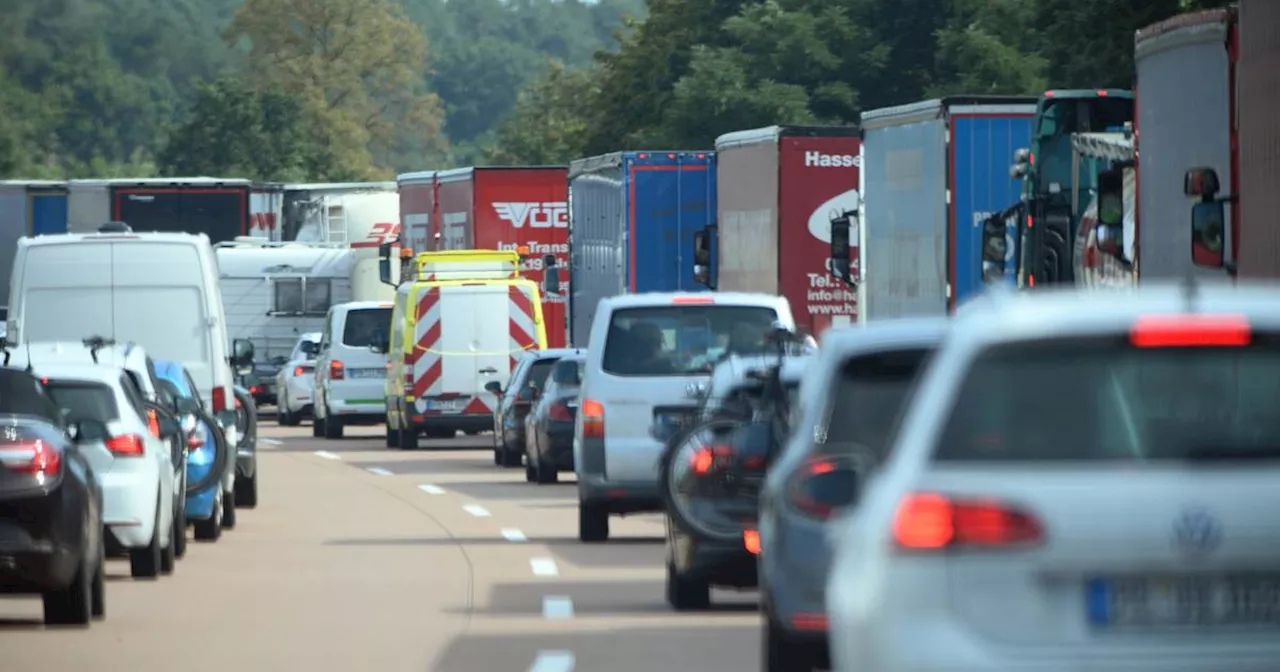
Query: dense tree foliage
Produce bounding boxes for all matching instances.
[0,0,1234,178]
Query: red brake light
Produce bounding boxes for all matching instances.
[212,386,227,412]
[743,528,761,555]
[1096,90,1108,96]
[330,360,345,380]
[549,401,573,422]
[293,366,305,377]
[690,444,734,475]
[1130,314,1251,348]
[250,385,263,394]
[0,440,61,475]
[105,434,146,457]
[893,493,1043,550]
[672,296,714,305]
[581,399,604,438]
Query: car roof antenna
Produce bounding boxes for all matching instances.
[82,335,114,364]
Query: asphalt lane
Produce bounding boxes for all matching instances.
[0,420,763,672]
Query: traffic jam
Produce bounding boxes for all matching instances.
[3,5,1280,671]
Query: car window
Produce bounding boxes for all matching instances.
[526,359,558,391]
[504,358,528,400]
[118,373,150,420]
[0,370,64,425]
[46,381,120,423]
[341,308,393,348]
[602,305,778,376]
[935,339,1280,462]
[551,359,582,386]
[818,348,933,459]
[183,371,202,406]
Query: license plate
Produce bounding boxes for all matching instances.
[1087,575,1280,627]
[426,398,463,411]
[347,368,383,379]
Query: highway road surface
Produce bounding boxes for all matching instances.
[0,422,762,672]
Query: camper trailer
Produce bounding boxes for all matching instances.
[281,182,401,303]
[215,238,355,404]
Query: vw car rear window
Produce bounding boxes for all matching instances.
[341,308,392,348]
[936,340,1280,461]
[602,306,779,376]
[819,348,932,458]
[46,381,120,423]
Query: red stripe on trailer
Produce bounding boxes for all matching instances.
[508,286,538,356]
[508,284,534,320]
[416,288,439,319]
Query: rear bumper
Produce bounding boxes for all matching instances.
[671,525,757,588]
[0,502,81,593]
[100,467,159,548]
[415,414,490,433]
[578,476,662,514]
[537,427,575,469]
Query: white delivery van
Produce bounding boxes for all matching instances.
[574,291,794,542]
[7,223,255,422]
[312,300,394,439]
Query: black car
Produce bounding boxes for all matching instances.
[488,348,583,467]
[0,368,106,625]
[524,356,585,484]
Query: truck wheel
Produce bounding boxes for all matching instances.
[398,425,419,450]
[323,411,344,439]
[578,501,609,543]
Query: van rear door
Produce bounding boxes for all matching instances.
[14,241,113,344]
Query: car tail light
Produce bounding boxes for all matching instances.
[786,456,857,520]
[105,434,146,457]
[0,440,61,475]
[743,528,760,555]
[212,386,227,411]
[1130,314,1250,348]
[892,493,1044,550]
[293,366,305,377]
[250,385,263,395]
[581,399,604,438]
[330,360,345,380]
[690,444,734,475]
[549,401,572,422]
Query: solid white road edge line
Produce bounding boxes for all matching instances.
[313,450,341,460]
[530,557,559,577]
[418,484,445,495]
[501,528,527,542]
[258,438,282,446]
[528,651,575,672]
[365,467,394,476]
[542,596,574,619]
[463,504,491,517]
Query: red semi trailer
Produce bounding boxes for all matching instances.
[710,126,861,336]
[395,166,570,347]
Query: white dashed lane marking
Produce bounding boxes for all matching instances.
[313,451,341,460]
[418,484,445,495]
[365,467,393,476]
[541,596,574,620]
[258,438,282,446]
[501,528,527,542]
[529,558,558,577]
[528,651,575,672]
[463,504,491,518]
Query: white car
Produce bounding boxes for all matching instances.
[38,359,185,580]
[573,291,794,543]
[275,332,322,426]
[313,302,393,439]
[827,283,1280,672]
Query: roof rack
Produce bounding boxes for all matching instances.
[82,336,117,364]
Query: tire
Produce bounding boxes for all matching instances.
[763,613,818,672]
[130,504,162,579]
[385,427,396,447]
[90,538,105,619]
[498,440,521,467]
[398,425,419,450]
[578,501,609,543]
[221,488,237,529]
[278,395,300,426]
[493,447,502,465]
[323,409,344,439]
[535,457,558,484]
[235,471,258,508]
[665,560,711,611]
[160,505,177,575]
[172,489,187,559]
[312,415,324,437]
[43,553,93,626]
[524,461,536,483]
[193,489,223,541]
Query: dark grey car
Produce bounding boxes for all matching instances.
[524,355,585,484]
[757,318,946,672]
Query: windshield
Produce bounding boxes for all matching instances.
[602,305,779,376]
[46,381,119,423]
[341,308,392,348]
[936,340,1280,461]
[821,348,932,458]
[1035,97,1134,199]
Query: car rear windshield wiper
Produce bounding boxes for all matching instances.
[1182,445,1280,461]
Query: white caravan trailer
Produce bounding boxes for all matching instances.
[281,182,400,303]
[215,238,355,402]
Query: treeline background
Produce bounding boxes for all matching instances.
[0,0,1231,181]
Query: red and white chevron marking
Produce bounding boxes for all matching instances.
[412,287,442,399]
[508,285,538,371]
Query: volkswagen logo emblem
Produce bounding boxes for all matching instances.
[685,382,707,398]
[1171,508,1222,557]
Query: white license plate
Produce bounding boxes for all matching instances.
[346,368,384,379]
[1088,576,1280,627]
[427,399,463,411]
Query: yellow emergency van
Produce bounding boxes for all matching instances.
[378,248,547,449]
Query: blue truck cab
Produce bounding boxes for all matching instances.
[566,151,717,345]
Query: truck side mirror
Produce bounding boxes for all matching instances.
[829,213,853,286]
[1095,169,1125,257]
[543,266,561,295]
[378,242,394,286]
[232,338,254,366]
[1190,201,1226,269]
[980,210,1008,282]
[692,227,715,288]
[543,254,556,268]
[1010,147,1031,180]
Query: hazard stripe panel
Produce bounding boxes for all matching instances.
[509,285,538,374]
[412,287,443,399]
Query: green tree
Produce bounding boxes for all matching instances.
[929,0,1046,96]
[226,0,447,177]
[487,60,600,165]
[158,78,314,181]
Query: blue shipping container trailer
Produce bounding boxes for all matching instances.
[566,151,716,345]
[859,96,1035,318]
[0,180,69,304]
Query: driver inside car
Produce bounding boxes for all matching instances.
[628,321,676,375]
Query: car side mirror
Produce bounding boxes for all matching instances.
[829,211,855,287]
[484,381,502,395]
[1190,200,1226,269]
[232,338,254,366]
[543,266,561,295]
